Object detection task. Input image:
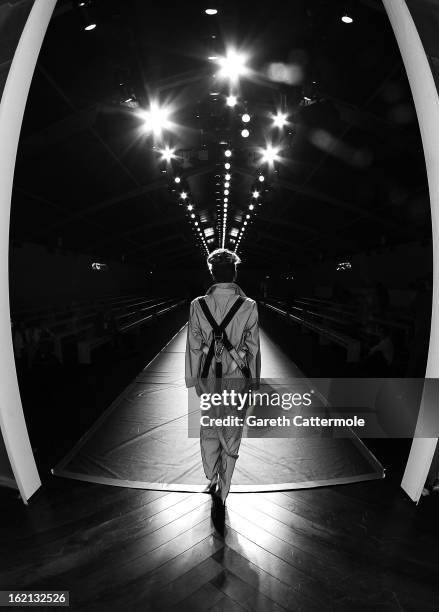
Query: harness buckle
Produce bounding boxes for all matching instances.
[214,331,224,362]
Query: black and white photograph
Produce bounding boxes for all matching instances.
[0,0,439,610]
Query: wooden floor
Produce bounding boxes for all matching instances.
[1,466,439,612]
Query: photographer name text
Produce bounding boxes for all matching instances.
[200,415,366,428]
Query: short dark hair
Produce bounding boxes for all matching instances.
[207,248,241,282]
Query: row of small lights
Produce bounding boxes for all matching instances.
[170,174,210,256]
[233,173,266,254]
[209,48,243,247]
[205,46,287,251]
[221,151,232,249]
[204,9,288,250]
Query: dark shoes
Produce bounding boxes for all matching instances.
[211,491,226,536]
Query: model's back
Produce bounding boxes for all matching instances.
[185,249,260,385]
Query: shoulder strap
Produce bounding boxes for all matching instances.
[198,296,245,332]
[198,297,220,332]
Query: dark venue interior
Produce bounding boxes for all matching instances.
[2,0,439,610]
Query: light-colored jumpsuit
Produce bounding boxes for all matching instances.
[185,282,261,501]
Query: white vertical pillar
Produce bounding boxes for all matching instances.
[383,0,439,503]
[0,0,57,504]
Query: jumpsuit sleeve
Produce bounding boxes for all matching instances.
[185,299,205,388]
[242,301,261,383]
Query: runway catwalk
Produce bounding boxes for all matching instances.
[52,325,383,491]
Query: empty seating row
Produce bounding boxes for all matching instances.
[49,298,159,362]
[13,295,185,365]
[77,298,187,364]
[260,300,361,362]
[292,296,411,332]
[12,293,144,326]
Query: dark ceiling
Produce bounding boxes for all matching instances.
[11,0,430,270]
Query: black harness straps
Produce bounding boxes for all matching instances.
[198,296,250,379]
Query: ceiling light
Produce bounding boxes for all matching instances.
[84,22,96,31]
[141,102,171,135]
[180,191,188,200]
[341,13,353,23]
[272,111,288,128]
[224,181,230,188]
[208,55,219,60]
[261,144,281,164]
[224,162,231,169]
[224,149,232,157]
[225,173,231,180]
[242,113,250,123]
[224,189,229,195]
[160,145,176,162]
[224,197,228,202]
[258,175,265,182]
[217,50,249,82]
[191,213,195,218]
[174,176,181,183]
[226,95,238,107]
[241,129,250,138]
[187,204,193,211]
[205,8,218,15]
[249,204,254,210]
[252,190,260,198]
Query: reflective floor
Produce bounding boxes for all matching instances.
[2,466,439,611]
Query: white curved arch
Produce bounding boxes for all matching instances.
[383,0,439,502]
[0,0,57,503]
